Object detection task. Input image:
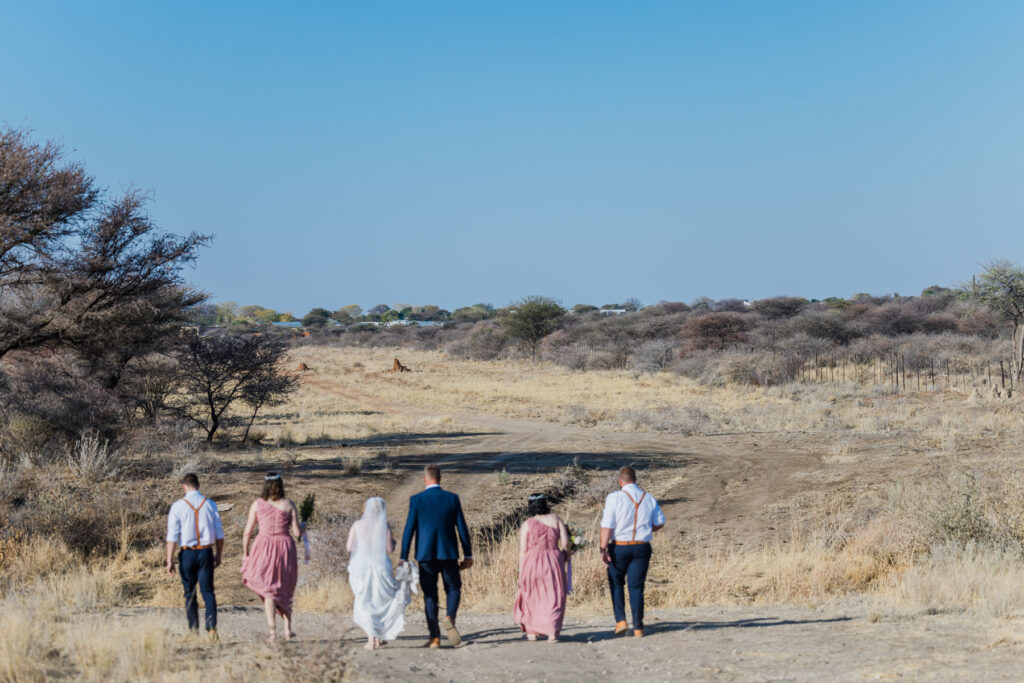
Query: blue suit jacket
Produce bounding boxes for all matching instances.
[400,486,472,562]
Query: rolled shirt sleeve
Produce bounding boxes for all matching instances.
[210,502,225,540]
[166,503,180,544]
[600,493,616,528]
[652,500,666,527]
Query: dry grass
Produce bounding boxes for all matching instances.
[285,346,1024,445]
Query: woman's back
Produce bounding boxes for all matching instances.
[514,515,568,638]
[347,497,408,643]
[524,517,560,553]
[256,498,292,536]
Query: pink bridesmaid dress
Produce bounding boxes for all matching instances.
[241,499,298,615]
[513,517,567,637]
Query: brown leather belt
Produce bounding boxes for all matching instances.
[613,541,649,546]
[181,544,213,550]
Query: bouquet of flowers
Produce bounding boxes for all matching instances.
[298,493,315,564]
[566,523,587,594]
[567,523,587,554]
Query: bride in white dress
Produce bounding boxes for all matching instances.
[346,497,416,650]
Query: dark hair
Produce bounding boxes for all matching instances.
[181,473,200,489]
[527,493,550,516]
[424,464,441,483]
[261,472,285,501]
[618,466,636,484]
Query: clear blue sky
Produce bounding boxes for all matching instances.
[4,1,1022,313]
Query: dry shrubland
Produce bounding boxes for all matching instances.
[6,345,1024,679]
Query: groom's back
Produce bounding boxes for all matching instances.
[406,487,467,562]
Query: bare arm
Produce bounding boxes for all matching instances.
[289,500,302,538]
[386,524,396,554]
[600,527,613,566]
[346,521,358,553]
[165,541,176,574]
[519,522,528,573]
[653,523,665,532]
[557,517,569,553]
[242,501,258,558]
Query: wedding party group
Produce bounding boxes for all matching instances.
[163,464,665,648]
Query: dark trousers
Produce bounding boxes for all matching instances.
[418,559,462,639]
[607,543,651,630]
[179,548,217,631]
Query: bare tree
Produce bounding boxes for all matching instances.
[967,260,1024,380]
[0,128,209,443]
[171,333,293,442]
[239,361,299,444]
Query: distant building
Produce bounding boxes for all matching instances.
[598,309,628,315]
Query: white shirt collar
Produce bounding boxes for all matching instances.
[425,483,440,490]
[183,489,204,500]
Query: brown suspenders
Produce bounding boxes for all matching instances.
[180,496,211,550]
[620,489,647,542]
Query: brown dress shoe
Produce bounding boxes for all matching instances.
[634,629,644,638]
[425,638,441,648]
[614,621,628,635]
[442,616,462,646]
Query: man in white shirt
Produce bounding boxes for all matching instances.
[166,472,225,634]
[599,466,665,638]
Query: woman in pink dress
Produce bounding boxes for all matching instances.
[241,472,307,641]
[513,493,569,642]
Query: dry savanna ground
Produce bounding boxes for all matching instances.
[7,345,1024,681]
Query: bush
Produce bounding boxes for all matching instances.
[680,313,750,351]
[66,432,120,482]
[784,310,858,344]
[753,297,808,319]
[629,340,676,375]
[502,296,565,357]
[450,324,507,360]
[670,350,723,385]
[617,405,716,435]
[722,350,804,386]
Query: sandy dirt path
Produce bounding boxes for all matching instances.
[141,604,1024,681]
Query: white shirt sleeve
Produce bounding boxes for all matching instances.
[600,492,617,529]
[166,503,180,544]
[651,498,666,527]
[210,501,225,540]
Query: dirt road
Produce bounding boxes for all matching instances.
[152,603,1024,681]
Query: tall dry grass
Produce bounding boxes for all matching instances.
[286,346,1024,447]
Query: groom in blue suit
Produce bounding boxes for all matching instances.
[400,464,473,648]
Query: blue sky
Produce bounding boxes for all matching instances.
[3,1,1022,312]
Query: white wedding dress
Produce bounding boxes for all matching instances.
[347,497,416,641]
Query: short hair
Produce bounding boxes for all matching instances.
[618,466,636,484]
[262,472,285,501]
[527,493,550,516]
[424,464,441,483]
[181,473,200,489]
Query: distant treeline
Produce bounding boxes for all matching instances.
[202,285,1023,388]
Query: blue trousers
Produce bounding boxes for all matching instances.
[418,560,461,639]
[179,548,217,631]
[607,543,651,630]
